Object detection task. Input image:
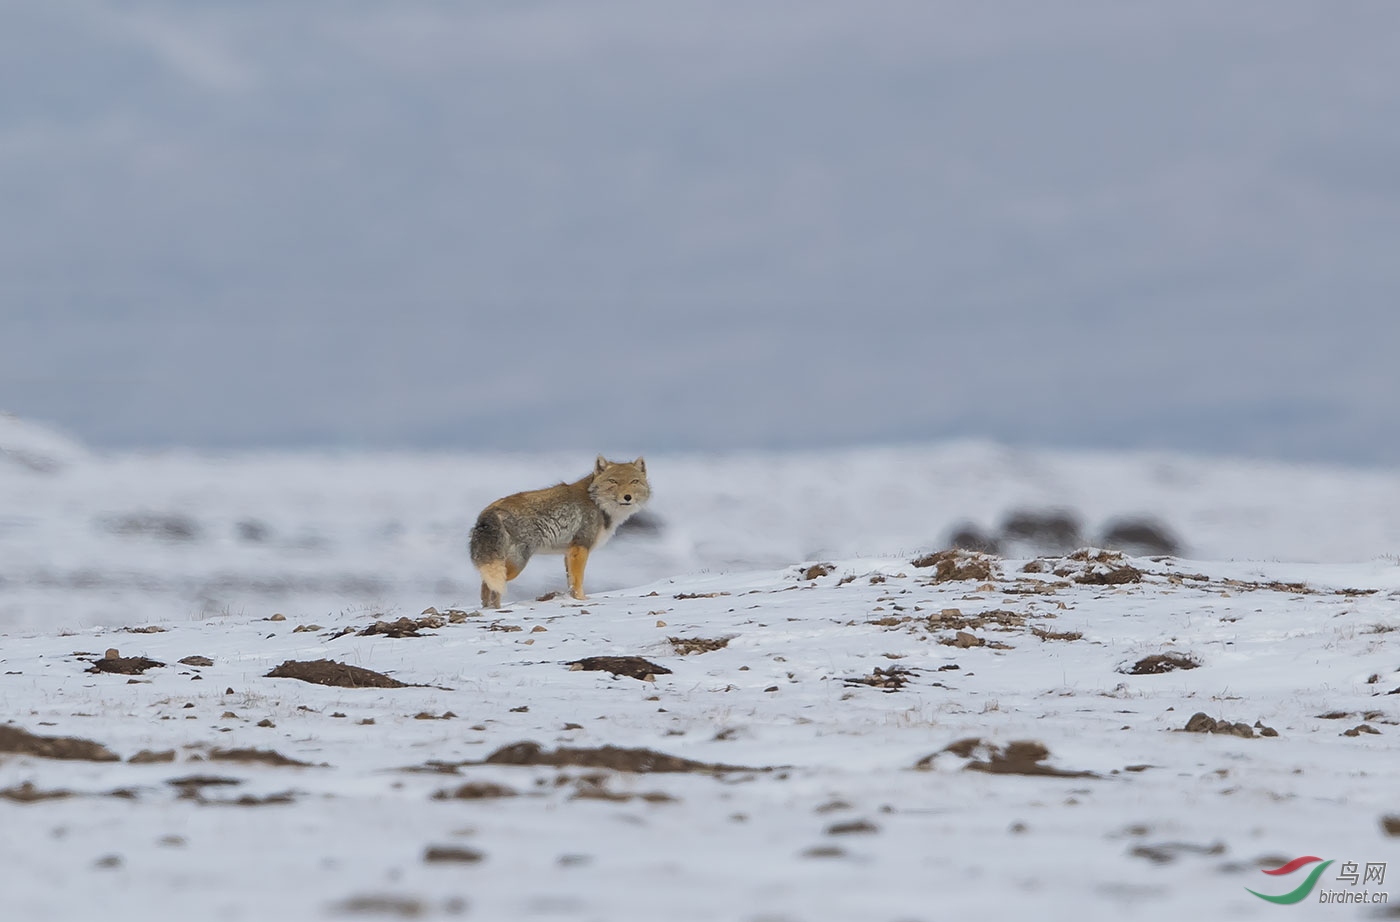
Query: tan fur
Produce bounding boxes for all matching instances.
[469,455,649,609]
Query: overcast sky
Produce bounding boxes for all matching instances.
[3,1,1398,463]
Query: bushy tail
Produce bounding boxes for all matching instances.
[469,510,506,566]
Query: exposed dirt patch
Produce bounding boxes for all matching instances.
[128,749,177,764]
[938,631,1013,650]
[925,608,1025,632]
[1044,549,1143,585]
[424,845,485,864]
[669,636,731,656]
[205,792,297,807]
[843,665,919,691]
[674,591,730,600]
[802,845,847,859]
[359,615,445,638]
[1382,816,1400,837]
[167,775,242,793]
[1122,653,1199,675]
[1181,712,1276,738]
[103,512,201,542]
[332,894,431,917]
[208,747,314,768]
[266,659,409,688]
[480,741,759,774]
[569,776,677,803]
[917,738,1097,778]
[910,549,998,582]
[1002,578,1072,595]
[1031,627,1084,641]
[178,656,214,667]
[1,781,76,803]
[825,819,880,835]
[0,724,120,762]
[86,653,165,675]
[801,563,834,579]
[1130,841,1226,864]
[433,781,518,800]
[1343,724,1381,737]
[567,656,672,681]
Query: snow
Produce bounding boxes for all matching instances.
[2,421,1399,919]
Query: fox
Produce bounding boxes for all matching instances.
[469,455,650,609]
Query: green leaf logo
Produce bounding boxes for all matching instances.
[1246,857,1333,904]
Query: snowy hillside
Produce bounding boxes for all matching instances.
[2,413,1400,632]
[2,549,1398,920]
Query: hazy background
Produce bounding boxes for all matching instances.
[3,1,1398,463]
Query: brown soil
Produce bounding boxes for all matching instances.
[1343,724,1381,737]
[1,781,75,803]
[567,656,672,681]
[938,631,1012,650]
[825,819,879,835]
[0,724,120,762]
[674,591,730,599]
[1031,627,1084,641]
[1181,712,1272,738]
[360,615,445,638]
[424,845,485,864]
[481,741,758,774]
[1130,841,1226,864]
[802,563,834,579]
[1381,816,1400,837]
[669,636,731,656]
[843,665,918,691]
[925,609,1025,632]
[265,659,409,688]
[332,896,428,917]
[87,654,165,675]
[167,775,242,792]
[433,781,518,800]
[569,777,677,803]
[1072,564,1143,585]
[910,549,997,582]
[171,790,293,807]
[128,749,177,764]
[1124,654,1199,675]
[918,738,1097,778]
[208,748,313,767]
[178,656,214,667]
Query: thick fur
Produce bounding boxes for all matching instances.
[469,455,649,608]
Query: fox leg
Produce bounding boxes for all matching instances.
[565,546,590,600]
[479,560,507,609]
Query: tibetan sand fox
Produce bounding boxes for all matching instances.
[469,455,650,609]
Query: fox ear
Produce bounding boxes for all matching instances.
[634,456,646,474]
[595,454,608,474]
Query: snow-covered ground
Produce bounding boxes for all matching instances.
[2,416,1399,919]
[4,412,1400,633]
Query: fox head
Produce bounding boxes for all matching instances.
[589,455,650,517]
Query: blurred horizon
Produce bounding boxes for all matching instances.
[4,2,1399,465]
